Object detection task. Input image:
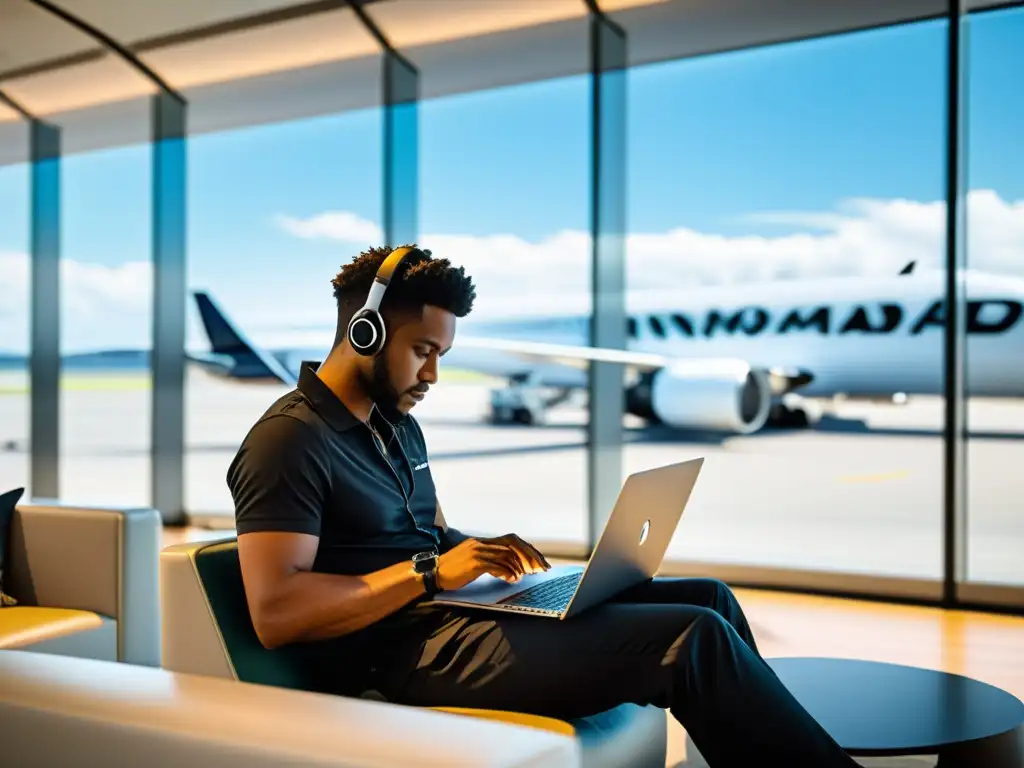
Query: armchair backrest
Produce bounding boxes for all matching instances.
[160,538,320,691]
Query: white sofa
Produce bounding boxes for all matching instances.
[0,649,580,767]
[0,500,161,665]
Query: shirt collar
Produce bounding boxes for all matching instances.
[297,360,361,432]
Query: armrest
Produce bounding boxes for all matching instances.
[7,500,161,666]
[0,650,580,768]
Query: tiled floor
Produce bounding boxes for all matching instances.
[163,526,1023,767]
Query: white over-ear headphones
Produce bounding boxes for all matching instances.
[346,246,423,357]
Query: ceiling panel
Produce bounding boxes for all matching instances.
[0,56,154,117]
[49,0,314,43]
[0,0,99,75]
[0,103,20,123]
[600,0,674,10]
[0,96,147,165]
[141,6,378,91]
[370,0,589,50]
[186,54,381,136]
[606,0,952,68]
[0,0,1008,165]
[0,53,382,166]
[415,17,590,100]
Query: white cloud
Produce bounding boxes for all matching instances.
[0,252,151,353]
[277,189,1024,317]
[1,190,1022,352]
[275,211,383,244]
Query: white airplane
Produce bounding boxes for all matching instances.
[187,261,1024,435]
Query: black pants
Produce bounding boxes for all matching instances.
[370,577,859,768]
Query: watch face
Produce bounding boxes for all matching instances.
[412,551,437,573]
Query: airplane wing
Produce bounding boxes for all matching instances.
[456,335,813,396]
[457,336,669,372]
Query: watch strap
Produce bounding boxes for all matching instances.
[422,566,441,597]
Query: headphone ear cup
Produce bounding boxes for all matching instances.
[348,309,385,356]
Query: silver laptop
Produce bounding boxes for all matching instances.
[426,457,704,619]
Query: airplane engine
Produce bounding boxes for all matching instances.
[629,360,773,435]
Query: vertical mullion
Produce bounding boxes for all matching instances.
[587,9,628,550]
[151,92,188,525]
[943,0,969,605]
[29,121,61,501]
[383,53,418,247]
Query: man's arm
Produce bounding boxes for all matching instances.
[238,531,428,649]
[229,415,427,648]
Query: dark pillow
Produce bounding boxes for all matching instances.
[0,486,24,607]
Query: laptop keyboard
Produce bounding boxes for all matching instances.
[499,571,583,612]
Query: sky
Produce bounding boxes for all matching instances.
[0,7,1022,353]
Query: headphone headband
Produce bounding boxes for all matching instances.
[375,245,420,285]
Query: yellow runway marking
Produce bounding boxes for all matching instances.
[837,470,910,484]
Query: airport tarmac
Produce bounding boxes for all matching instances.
[1,369,1022,586]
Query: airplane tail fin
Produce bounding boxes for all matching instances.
[191,291,297,386]
[194,291,251,357]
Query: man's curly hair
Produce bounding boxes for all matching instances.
[330,245,476,346]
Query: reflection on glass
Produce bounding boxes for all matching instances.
[0,162,31,494]
[624,20,949,578]
[965,6,1024,587]
[184,109,382,518]
[59,143,152,507]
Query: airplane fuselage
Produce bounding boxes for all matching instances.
[455,270,1024,398]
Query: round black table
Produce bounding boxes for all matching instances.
[768,657,1024,766]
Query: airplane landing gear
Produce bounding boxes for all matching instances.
[489,381,573,426]
[487,387,544,423]
[768,403,810,428]
[490,385,546,426]
[767,394,819,430]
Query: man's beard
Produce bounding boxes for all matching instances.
[361,353,407,424]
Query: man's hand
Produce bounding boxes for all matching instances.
[436,534,551,591]
[476,533,551,575]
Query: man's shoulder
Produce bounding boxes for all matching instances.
[271,387,328,427]
[227,391,334,537]
[239,390,328,452]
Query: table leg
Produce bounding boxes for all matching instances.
[936,725,1023,768]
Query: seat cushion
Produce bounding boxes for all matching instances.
[0,606,104,649]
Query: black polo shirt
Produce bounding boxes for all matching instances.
[226,361,445,577]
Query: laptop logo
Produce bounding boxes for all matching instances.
[639,520,650,546]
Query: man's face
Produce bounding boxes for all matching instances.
[359,304,456,421]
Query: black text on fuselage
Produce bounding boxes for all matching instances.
[627,299,1023,340]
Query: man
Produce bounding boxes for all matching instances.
[227,245,858,767]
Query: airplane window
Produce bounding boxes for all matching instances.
[648,315,666,338]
